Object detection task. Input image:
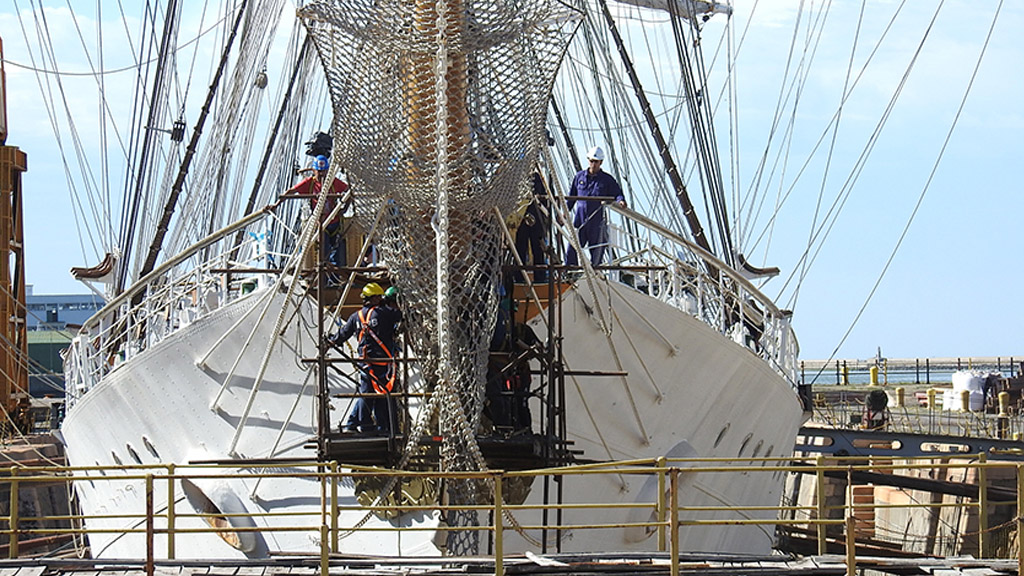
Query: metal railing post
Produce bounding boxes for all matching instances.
[1016,464,1024,574]
[319,464,330,574]
[8,468,18,559]
[669,468,679,576]
[146,473,154,576]
[816,455,827,555]
[319,463,327,545]
[166,463,176,559]
[330,461,339,553]
[494,472,504,576]
[656,456,667,551]
[845,468,855,576]
[320,524,329,576]
[978,454,988,557]
[845,515,856,576]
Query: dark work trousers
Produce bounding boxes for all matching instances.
[565,215,608,268]
[344,363,396,433]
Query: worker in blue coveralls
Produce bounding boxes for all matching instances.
[330,282,402,434]
[565,146,626,268]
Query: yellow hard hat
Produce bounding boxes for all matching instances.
[361,282,385,299]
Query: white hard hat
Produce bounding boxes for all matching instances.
[586,146,605,161]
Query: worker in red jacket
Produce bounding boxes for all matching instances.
[284,155,349,266]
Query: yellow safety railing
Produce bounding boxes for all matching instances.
[1,455,1023,576]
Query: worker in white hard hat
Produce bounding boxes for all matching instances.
[565,145,626,268]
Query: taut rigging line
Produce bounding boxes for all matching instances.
[136,0,250,284]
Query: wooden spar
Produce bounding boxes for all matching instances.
[408,0,470,189]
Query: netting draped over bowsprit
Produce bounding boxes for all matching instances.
[298,0,578,474]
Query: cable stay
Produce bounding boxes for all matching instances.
[137,0,250,283]
[595,0,715,266]
[117,0,184,293]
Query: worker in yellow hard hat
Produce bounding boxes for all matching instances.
[329,282,402,434]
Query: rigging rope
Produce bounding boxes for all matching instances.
[746,0,834,271]
[790,0,844,310]
[813,0,1002,379]
[740,1,906,264]
[15,0,111,260]
[777,0,938,308]
[0,11,230,77]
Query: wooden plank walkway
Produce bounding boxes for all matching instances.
[0,554,1018,576]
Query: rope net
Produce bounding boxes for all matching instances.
[299,0,579,551]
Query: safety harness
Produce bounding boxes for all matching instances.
[357,306,396,394]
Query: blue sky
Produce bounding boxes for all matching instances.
[755,1,1024,363]
[1,1,1021,362]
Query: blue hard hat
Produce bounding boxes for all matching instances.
[313,155,329,170]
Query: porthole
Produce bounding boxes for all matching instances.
[737,433,753,457]
[111,452,123,466]
[714,423,730,448]
[126,443,142,464]
[142,436,160,459]
[751,439,763,458]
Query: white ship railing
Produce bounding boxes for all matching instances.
[601,206,799,387]
[63,198,799,406]
[63,207,298,408]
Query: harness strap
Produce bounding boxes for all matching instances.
[357,307,396,394]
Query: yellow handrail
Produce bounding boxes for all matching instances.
[2,454,1023,573]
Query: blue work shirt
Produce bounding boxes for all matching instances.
[568,169,624,227]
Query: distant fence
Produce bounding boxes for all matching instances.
[801,357,1022,386]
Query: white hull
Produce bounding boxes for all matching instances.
[516,279,802,554]
[62,277,801,558]
[62,286,441,558]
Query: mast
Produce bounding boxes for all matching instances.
[117,0,182,293]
